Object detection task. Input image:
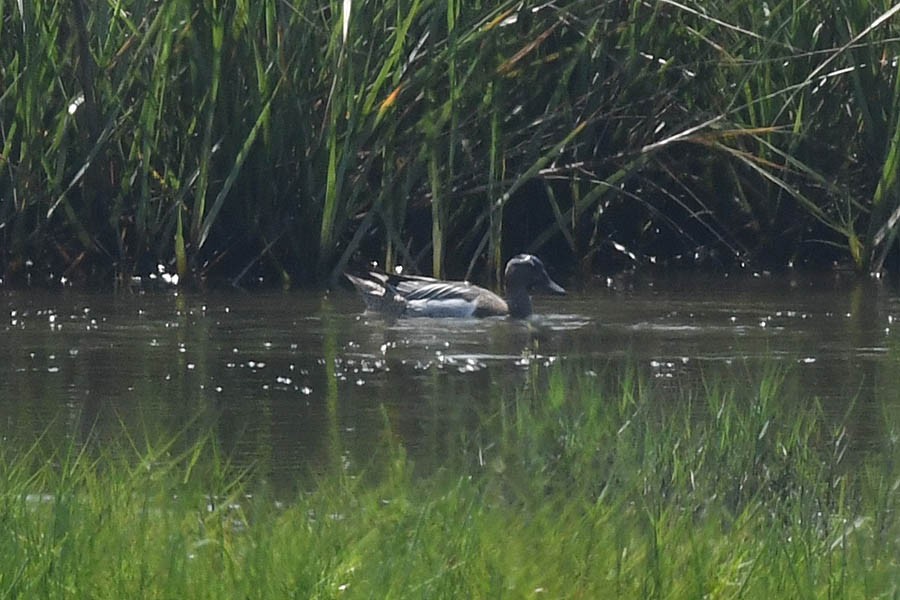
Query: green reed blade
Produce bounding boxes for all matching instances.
[868,56,900,271]
[191,8,225,246]
[429,146,444,278]
[197,78,283,250]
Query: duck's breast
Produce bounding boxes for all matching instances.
[472,292,509,317]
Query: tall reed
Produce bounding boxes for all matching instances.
[4,1,900,285]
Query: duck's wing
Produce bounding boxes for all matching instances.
[347,269,511,318]
[395,278,509,317]
[345,270,453,301]
[392,278,485,301]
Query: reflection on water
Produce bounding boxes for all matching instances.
[3,271,900,489]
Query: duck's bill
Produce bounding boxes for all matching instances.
[543,278,566,295]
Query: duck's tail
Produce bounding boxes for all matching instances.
[344,271,406,315]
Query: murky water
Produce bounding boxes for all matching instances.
[3,271,900,488]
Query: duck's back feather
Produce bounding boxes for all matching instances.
[345,270,510,318]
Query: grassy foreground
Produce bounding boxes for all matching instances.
[2,367,899,598]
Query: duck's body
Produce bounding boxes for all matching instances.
[345,254,565,319]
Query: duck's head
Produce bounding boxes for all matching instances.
[504,254,566,295]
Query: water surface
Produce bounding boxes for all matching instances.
[3,271,899,488]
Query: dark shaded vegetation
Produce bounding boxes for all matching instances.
[4,1,900,287]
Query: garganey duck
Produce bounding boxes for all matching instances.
[345,254,565,318]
